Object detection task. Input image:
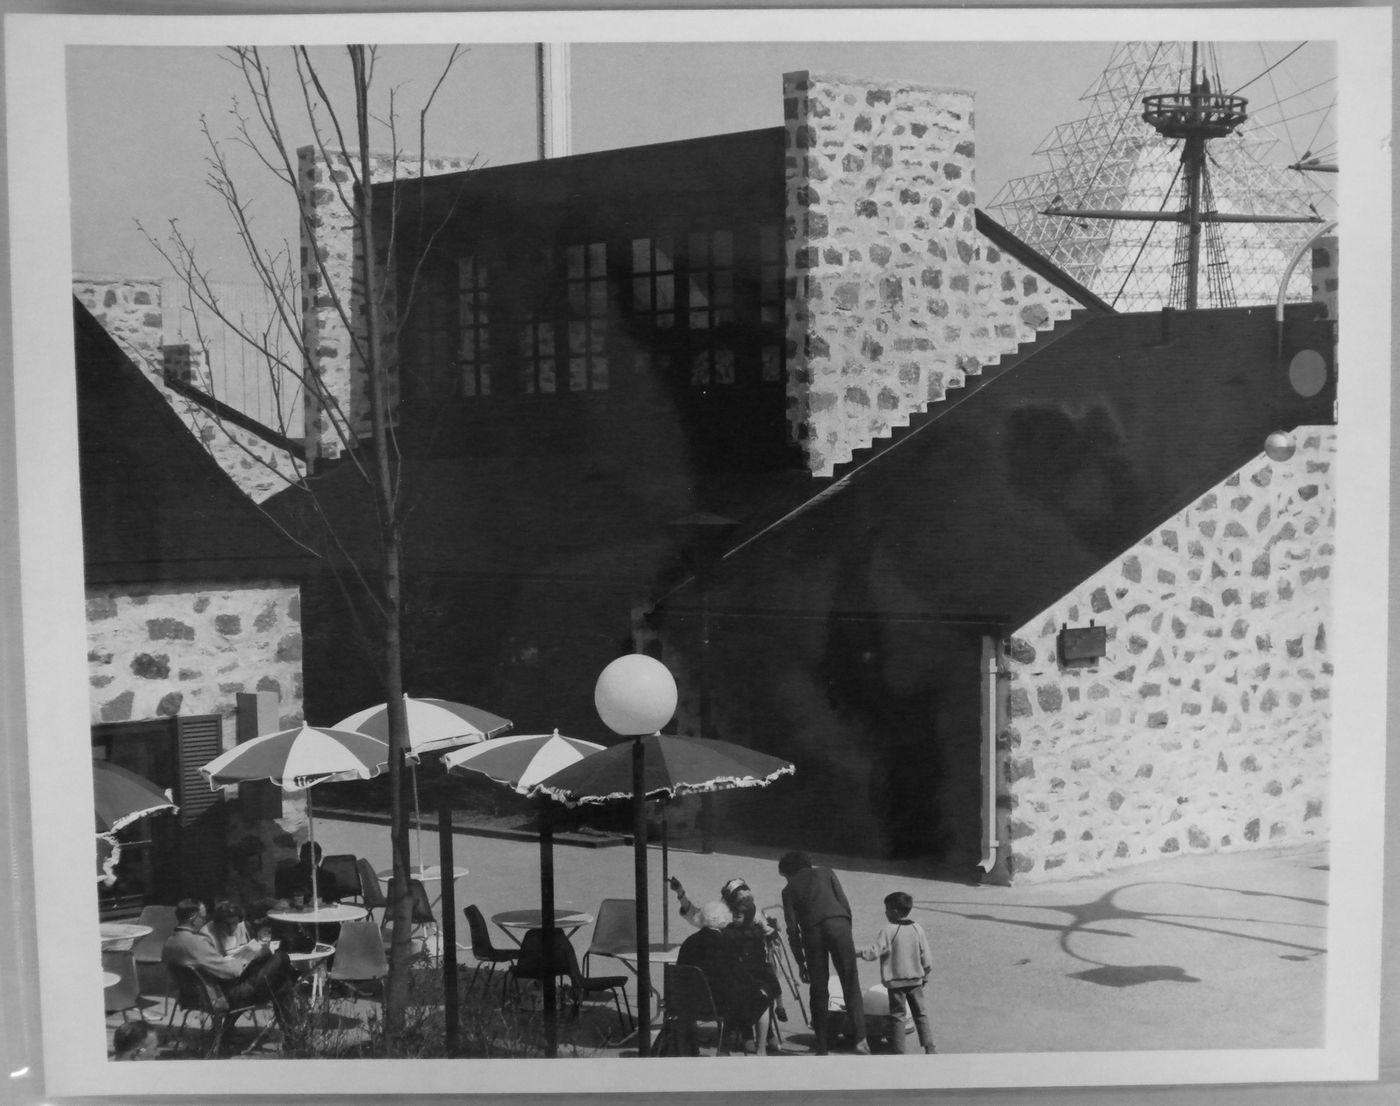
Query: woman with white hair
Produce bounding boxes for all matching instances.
[676,900,774,1055]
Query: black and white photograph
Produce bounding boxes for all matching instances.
[0,5,1393,1102]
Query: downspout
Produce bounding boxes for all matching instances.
[1275,219,1338,359]
[979,636,1002,875]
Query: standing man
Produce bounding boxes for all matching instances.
[778,851,868,1055]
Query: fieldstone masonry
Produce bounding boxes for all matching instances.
[998,430,1335,880]
[782,72,1083,476]
[298,148,475,461]
[73,277,300,502]
[86,580,305,748]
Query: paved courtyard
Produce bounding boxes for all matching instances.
[105,819,1328,1060]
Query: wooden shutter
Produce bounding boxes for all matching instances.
[174,714,228,901]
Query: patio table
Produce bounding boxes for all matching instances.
[102,971,121,988]
[267,903,367,951]
[491,908,593,945]
[375,864,469,916]
[287,942,337,1005]
[98,921,152,951]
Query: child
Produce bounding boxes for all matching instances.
[111,1019,156,1060]
[857,891,935,1054]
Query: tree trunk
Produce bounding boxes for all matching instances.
[350,44,415,1048]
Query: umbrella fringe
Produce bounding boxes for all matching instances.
[532,764,796,808]
[102,802,179,834]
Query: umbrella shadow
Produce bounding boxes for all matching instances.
[919,878,1328,988]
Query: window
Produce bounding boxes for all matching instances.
[458,255,492,397]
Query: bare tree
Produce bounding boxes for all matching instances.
[142,43,470,1050]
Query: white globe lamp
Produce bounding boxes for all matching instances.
[594,654,677,735]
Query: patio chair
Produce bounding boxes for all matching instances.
[165,963,272,1058]
[320,853,362,903]
[662,962,745,1056]
[327,918,388,1005]
[102,948,142,1020]
[355,858,388,925]
[582,898,635,976]
[502,927,571,1009]
[130,904,177,1004]
[463,904,519,999]
[562,936,633,1034]
[378,878,439,960]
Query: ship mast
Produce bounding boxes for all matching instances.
[1042,42,1323,309]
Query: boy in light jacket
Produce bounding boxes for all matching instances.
[857,890,936,1054]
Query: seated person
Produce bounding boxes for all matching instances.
[203,900,252,957]
[715,878,787,1030]
[162,898,299,1033]
[672,876,785,1014]
[676,901,773,1056]
[281,842,342,904]
[110,1019,157,1060]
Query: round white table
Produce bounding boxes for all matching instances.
[375,865,469,919]
[375,865,468,884]
[491,908,593,945]
[102,971,121,988]
[266,904,367,926]
[287,942,337,1005]
[99,921,152,951]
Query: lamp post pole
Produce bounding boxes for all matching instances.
[632,736,650,1056]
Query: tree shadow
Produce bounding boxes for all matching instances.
[916,878,1327,987]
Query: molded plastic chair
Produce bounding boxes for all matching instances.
[562,936,633,1034]
[355,858,388,924]
[327,918,389,1005]
[165,963,271,1058]
[130,905,177,963]
[463,904,519,998]
[582,898,635,976]
[321,853,361,903]
[663,962,731,1056]
[102,948,142,1020]
[502,927,571,1008]
[130,904,178,1003]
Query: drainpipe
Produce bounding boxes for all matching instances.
[979,636,1002,875]
[1275,219,1338,359]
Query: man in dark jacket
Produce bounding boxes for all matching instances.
[778,850,868,1054]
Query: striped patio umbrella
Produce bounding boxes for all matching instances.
[337,694,513,868]
[442,730,604,793]
[200,724,389,905]
[336,695,512,759]
[93,760,180,887]
[444,730,605,1052]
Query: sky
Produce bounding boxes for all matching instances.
[65,39,1336,286]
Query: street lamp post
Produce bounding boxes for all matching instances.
[594,654,678,1058]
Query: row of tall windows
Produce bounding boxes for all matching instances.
[444,223,783,400]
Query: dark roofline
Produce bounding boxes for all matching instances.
[973,209,1117,315]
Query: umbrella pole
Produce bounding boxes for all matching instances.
[661,806,669,948]
[306,786,320,910]
[412,763,424,874]
[438,789,459,1054]
[632,736,650,1057]
[540,801,558,1058]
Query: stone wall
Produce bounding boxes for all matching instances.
[73,276,301,502]
[782,72,1084,477]
[86,580,305,749]
[298,148,475,461]
[997,429,1335,880]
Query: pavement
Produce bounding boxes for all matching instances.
[105,819,1328,1060]
[318,817,1328,1055]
